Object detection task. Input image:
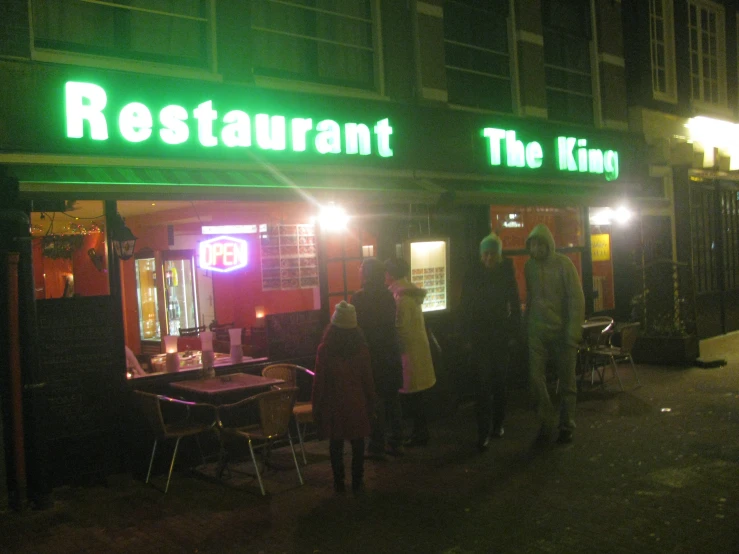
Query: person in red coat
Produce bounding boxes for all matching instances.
[312,301,377,493]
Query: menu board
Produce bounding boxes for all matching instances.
[260,224,319,290]
[266,310,323,360]
[409,239,448,312]
[35,296,125,484]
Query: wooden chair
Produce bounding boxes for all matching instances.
[261,364,315,464]
[216,387,303,496]
[134,391,218,493]
[590,323,641,390]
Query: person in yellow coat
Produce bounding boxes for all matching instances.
[385,258,436,446]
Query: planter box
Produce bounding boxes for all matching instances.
[632,335,700,365]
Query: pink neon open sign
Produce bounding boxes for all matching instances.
[199,235,248,273]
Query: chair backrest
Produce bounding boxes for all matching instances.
[618,323,640,354]
[582,316,614,347]
[256,387,298,438]
[179,325,206,337]
[262,364,299,388]
[135,391,166,435]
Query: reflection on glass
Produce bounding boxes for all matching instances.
[163,257,198,335]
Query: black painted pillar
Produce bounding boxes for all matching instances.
[582,206,595,316]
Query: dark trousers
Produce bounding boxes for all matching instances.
[329,438,365,487]
[402,389,430,441]
[369,392,404,450]
[473,345,510,440]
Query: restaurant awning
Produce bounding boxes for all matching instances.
[5,160,444,204]
[3,156,644,207]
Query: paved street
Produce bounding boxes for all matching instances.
[1,332,738,554]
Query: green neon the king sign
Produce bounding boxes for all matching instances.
[64,81,394,158]
[482,127,619,181]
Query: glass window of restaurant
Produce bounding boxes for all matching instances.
[31,200,110,300]
[491,205,587,310]
[31,198,382,380]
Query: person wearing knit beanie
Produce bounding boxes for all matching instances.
[314,300,375,494]
[460,231,521,452]
[331,300,358,329]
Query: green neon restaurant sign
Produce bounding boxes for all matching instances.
[64,81,394,158]
[482,127,620,181]
[62,81,621,182]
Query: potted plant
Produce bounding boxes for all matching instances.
[629,261,700,365]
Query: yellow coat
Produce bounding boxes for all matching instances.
[388,278,437,393]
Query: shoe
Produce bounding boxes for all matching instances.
[556,429,573,444]
[386,444,405,457]
[533,425,552,448]
[490,426,504,439]
[477,436,490,453]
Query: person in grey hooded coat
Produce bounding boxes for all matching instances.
[525,224,584,445]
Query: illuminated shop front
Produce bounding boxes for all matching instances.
[1,62,649,489]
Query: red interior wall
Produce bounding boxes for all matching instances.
[72,233,109,296]
[211,231,317,330]
[120,202,320,354]
[32,233,108,299]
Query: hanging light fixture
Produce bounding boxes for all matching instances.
[108,211,137,261]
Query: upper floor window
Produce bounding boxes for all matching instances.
[31,0,212,70]
[542,0,594,125]
[688,0,726,107]
[649,0,677,102]
[251,0,378,91]
[443,0,511,112]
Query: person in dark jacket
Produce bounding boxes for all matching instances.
[351,258,405,458]
[312,301,376,493]
[459,233,522,452]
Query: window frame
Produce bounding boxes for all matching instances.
[249,0,384,96]
[649,0,678,103]
[541,0,598,126]
[687,0,727,110]
[29,0,220,81]
[442,0,515,113]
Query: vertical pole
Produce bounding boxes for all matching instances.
[713,181,726,334]
[316,223,330,327]
[6,253,26,509]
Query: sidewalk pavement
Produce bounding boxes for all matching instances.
[1,334,738,554]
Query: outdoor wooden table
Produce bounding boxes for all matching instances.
[169,373,284,403]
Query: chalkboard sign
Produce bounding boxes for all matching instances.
[35,296,125,484]
[266,310,324,360]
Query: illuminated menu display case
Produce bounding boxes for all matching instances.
[407,238,449,313]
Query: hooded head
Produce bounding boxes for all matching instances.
[526,224,556,261]
[331,301,358,329]
[479,233,503,268]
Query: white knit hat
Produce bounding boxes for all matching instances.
[331,301,358,329]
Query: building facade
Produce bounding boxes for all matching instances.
[0,0,654,502]
[624,0,739,339]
